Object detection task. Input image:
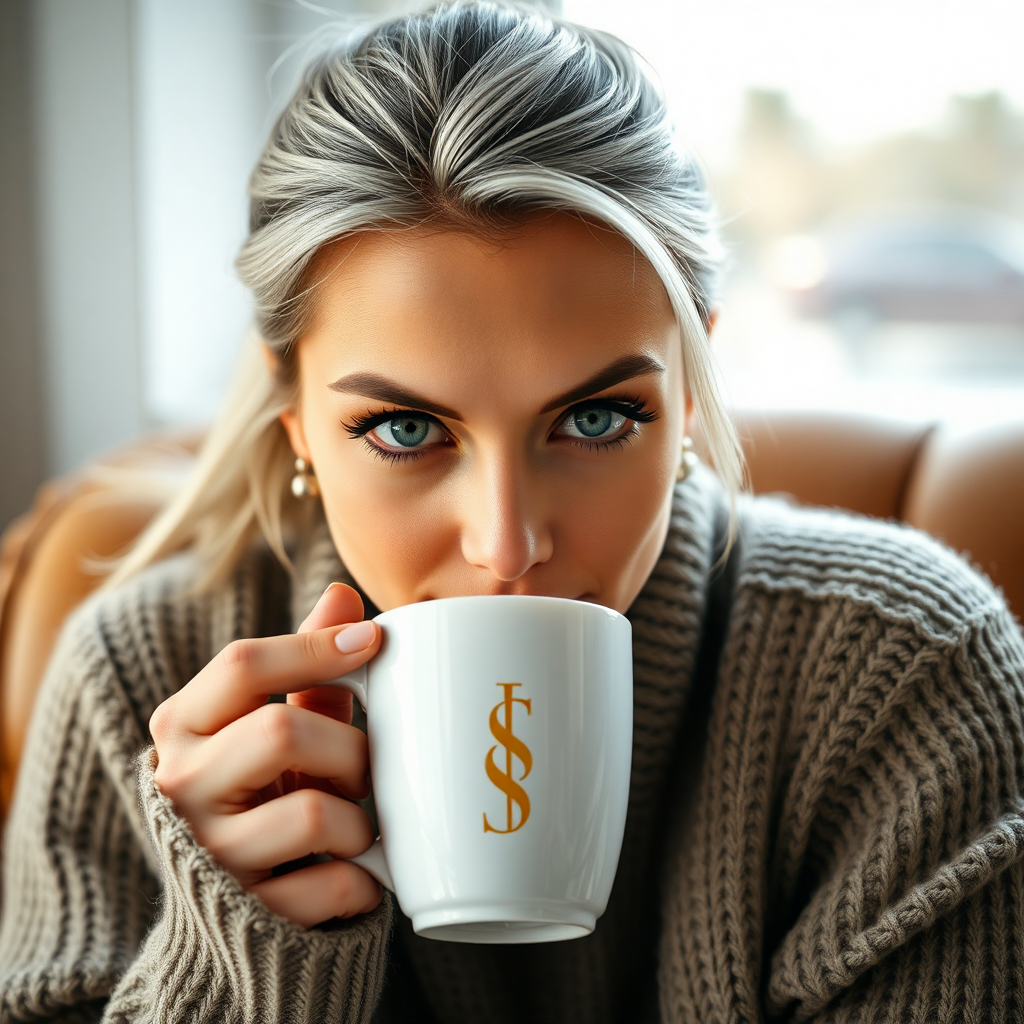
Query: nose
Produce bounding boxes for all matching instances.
[459,453,554,582]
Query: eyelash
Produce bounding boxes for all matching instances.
[342,396,658,462]
[558,397,656,452]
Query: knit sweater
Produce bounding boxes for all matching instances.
[2,467,1024,1023]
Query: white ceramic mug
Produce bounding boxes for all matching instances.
[332,594,633,944]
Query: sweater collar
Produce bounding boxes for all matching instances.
[623,465,725,807]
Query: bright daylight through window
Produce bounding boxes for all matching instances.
[563,0,1024,427]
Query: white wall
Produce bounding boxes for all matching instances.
[29,0,144,476]
[135,0,271,427]
[21,0,389,477]
[0,1,49,529]
[133,0,416,428]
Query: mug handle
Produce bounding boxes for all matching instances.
[328,665,395,892]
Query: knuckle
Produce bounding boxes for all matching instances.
[220,637,259,677]
[152,753,191,800]
[258,702,297,759]
[298,628,327,666]
[333,862,381,916]
[330,863,358,907]
[148,699,174,742]
[295,789,328,843]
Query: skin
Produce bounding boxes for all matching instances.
[151,211,695,927]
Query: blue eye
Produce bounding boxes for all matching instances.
[372,415,440,449]
[559,405,627,440]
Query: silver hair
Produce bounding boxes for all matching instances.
[110,0,742,590]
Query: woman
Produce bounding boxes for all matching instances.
[2,2,1023,1021]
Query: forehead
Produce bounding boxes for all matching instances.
[298,212,679,393]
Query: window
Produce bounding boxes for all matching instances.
[563,0,1024,426]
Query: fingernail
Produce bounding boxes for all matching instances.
[335,620,375,654]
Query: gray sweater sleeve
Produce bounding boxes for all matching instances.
[0,598,392,1024]
[764,605,1024,1022]
[104,749,391,1023]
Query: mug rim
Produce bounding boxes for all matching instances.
[372,593,627,625]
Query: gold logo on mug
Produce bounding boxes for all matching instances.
[483,682,532,834]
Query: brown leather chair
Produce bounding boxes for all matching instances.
[1,413,1022,820]
[0,437,198,818]
[726,411,1024,611]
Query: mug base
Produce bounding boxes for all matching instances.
[412,903,595,944]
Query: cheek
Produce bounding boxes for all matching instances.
[309,438,457,607]
[554,444,674,578]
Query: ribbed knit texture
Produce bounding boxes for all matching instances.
[2,466,1024,1023]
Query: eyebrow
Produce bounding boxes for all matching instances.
[327,352,665,421]
[327,373,463,421]
[538,353,666,413]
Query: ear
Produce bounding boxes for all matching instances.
[279,407,312,463]
[262,345,312,462]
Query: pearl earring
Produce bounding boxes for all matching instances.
[676,436,698,483]
[290,457,320,499]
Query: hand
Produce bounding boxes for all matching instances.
[149,582,384,928]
